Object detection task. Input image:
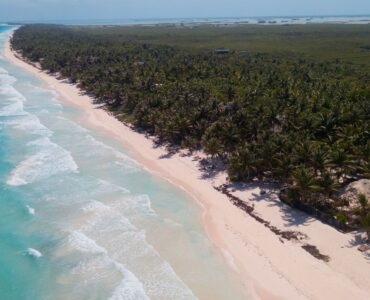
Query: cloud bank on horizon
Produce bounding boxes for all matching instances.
[1,0,370,22]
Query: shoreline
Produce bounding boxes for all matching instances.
[4,33,370,300]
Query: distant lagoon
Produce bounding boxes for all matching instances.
[3,15,370,26]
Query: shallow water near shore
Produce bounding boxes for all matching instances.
[0,25,249,299]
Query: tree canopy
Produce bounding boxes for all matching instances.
[11,24,370,231]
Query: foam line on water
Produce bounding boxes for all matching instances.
[23,83,63,109]
[0,66,9,74]
[0,72,16,86]
[56,116,90,133]
[5,113,53,136]
[96,178,130,194]
[68,231,107,254]
[24,82,58,97]
[81,200,111,213]
[0,101,26,116]
[85,135,138,166]
[0,74,55,136]
[26,205,35,215]
[110,262,150,300]
[0,84,25,101]
[77,199,196,299]
[69,255,150,299]
[0,75,27,116]
[27,175,132,209]
[26,248,42,258]
[111,194,157,217]
[0,73,29,119]
[7,137,78,186]
[65,229,149,299]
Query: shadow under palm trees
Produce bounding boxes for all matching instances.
[227,180,315,226]
[198,157,227,179]
[279,204,315,227]
[348,233,370,261]
[348,233,368,247]
[158,151,176,159]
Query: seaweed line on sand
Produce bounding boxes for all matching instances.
[215,184,330,262]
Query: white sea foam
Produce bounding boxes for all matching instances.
[0,101,25,116]
[8,175,27,186]
[70,256,112,276]
[77,198,195,299]
[52,187,194,299]
[66,229,150,299]
[26,136,53,147]
[0,85,25,101]
[85,135,137,166]
[5,114,53,136]
[26,205,35,215]
[0,72,16,86]
[80,201,137,233]
[0,73,28,118]
[54,116,90,133]
[0,66,8,74]
[111,194,156,217]
[68,231,107,254]
[65,223,150,299]
[109,262,149,300]
[163,218,183,227]
[52,102,63,109]
[39,109,50,115]
[24,82,58,96]
[26,248,42,258]
[96,179,130,194]
[7,137,78,186]
[81,200,111,213]
[0,76,28,119]
[69,255,150,299]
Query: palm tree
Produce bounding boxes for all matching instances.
[228,145,259,180]
[358,194,370,241]
[292,141,314,166]
[290,167,319,204]
[317,173,339,198]
[203,137,224,158]
[310,145,330,175]
[329,148,356,180]
[272,153,294,181]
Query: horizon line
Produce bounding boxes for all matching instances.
[2,13,370,24]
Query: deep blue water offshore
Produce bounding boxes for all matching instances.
[0,25,248,300]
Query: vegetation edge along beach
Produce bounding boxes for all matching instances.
[5,24,370,299]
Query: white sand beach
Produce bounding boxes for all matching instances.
[5,35,370,300]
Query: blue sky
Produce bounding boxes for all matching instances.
[1,0,370,22]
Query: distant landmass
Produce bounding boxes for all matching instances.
[2,14,370,25]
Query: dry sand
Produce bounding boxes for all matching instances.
[4,35,370,300]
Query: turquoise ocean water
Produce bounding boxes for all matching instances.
[0,25,248,300]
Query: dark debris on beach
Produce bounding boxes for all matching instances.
[215,184,331,262]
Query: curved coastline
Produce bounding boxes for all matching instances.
[4,31,370,300]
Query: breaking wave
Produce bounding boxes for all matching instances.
[26,205,35,215]
[26,248,42,258]
[70,198,196,299]
[7,137,78,186]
